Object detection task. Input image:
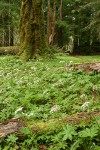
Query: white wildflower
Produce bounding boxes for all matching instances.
[50,105,60,113]
[3,98,9,104]
[34,80,40,84]
[69,61,73,65]
[27,112,34,117]
[15,107,23,114]
[46,67,50,70]
[27,82,32,86]
[59,60,65,63]
[67,74,72,77]
[31,66,37,71]
[92,85,98,91]
[16,80,23,85]
[70,84,75,89]
[67,61,74,69]
[81,102,90,111]
[52,83,58,87]
[22,112,34,117]
[80,94,86,99]
[6,72,11,77]
[0,89,3,93]
[43,89,48,95]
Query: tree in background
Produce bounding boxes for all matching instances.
[0,0,100,55]
[54,0,100,54]
[84,0,100,53]
[47,0,57,45]
[0,0,20,46]
[19,0,47,61]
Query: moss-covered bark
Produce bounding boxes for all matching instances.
[19,0,47,61]
[34,0,47,54]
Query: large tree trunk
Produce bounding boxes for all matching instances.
[19,0,47,61]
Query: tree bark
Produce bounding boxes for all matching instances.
[9,25,14,46]
[19,0,47,61]
[47,0,51,44]
[51,0,57,45]
[60,0,62,21]
[47,0,57,45]
[57,0,63,47]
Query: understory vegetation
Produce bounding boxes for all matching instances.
[0,55,100,150]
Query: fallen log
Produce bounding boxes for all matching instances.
[0,118,24,137]
[0,110,100,138]
[74,62,100,73]
[0,46,19,55]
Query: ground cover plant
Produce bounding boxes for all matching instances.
[0,55,100,150]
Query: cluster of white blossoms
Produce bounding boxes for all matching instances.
[52,79,65,87]
[69,61,73,65]
[50,104,60,113]
[15,107,34,117]
[59,60,65,64]
[80,94,86,99]
[22,112,34,117]
[15,107,23,114]
[92,85,98,91]
[81,102,90,111]
[30,66,37,71]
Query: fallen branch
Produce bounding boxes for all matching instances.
[0,110,100,138]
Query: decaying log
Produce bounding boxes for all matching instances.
[74,62,100,73]
[0,46,19,55]
[0,110,100,138]
[0,118,24,137]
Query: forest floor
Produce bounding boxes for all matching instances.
[0,54,100,149]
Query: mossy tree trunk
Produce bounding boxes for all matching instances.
[19,0,47,61]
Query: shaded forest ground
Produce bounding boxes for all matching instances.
[0,55,100,149]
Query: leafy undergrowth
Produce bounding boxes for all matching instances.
[0,55,100,150]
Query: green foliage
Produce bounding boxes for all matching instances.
[6,134,18,144]
[62,124,77,141]
[79,126,98,138]
[0,55,100,149]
